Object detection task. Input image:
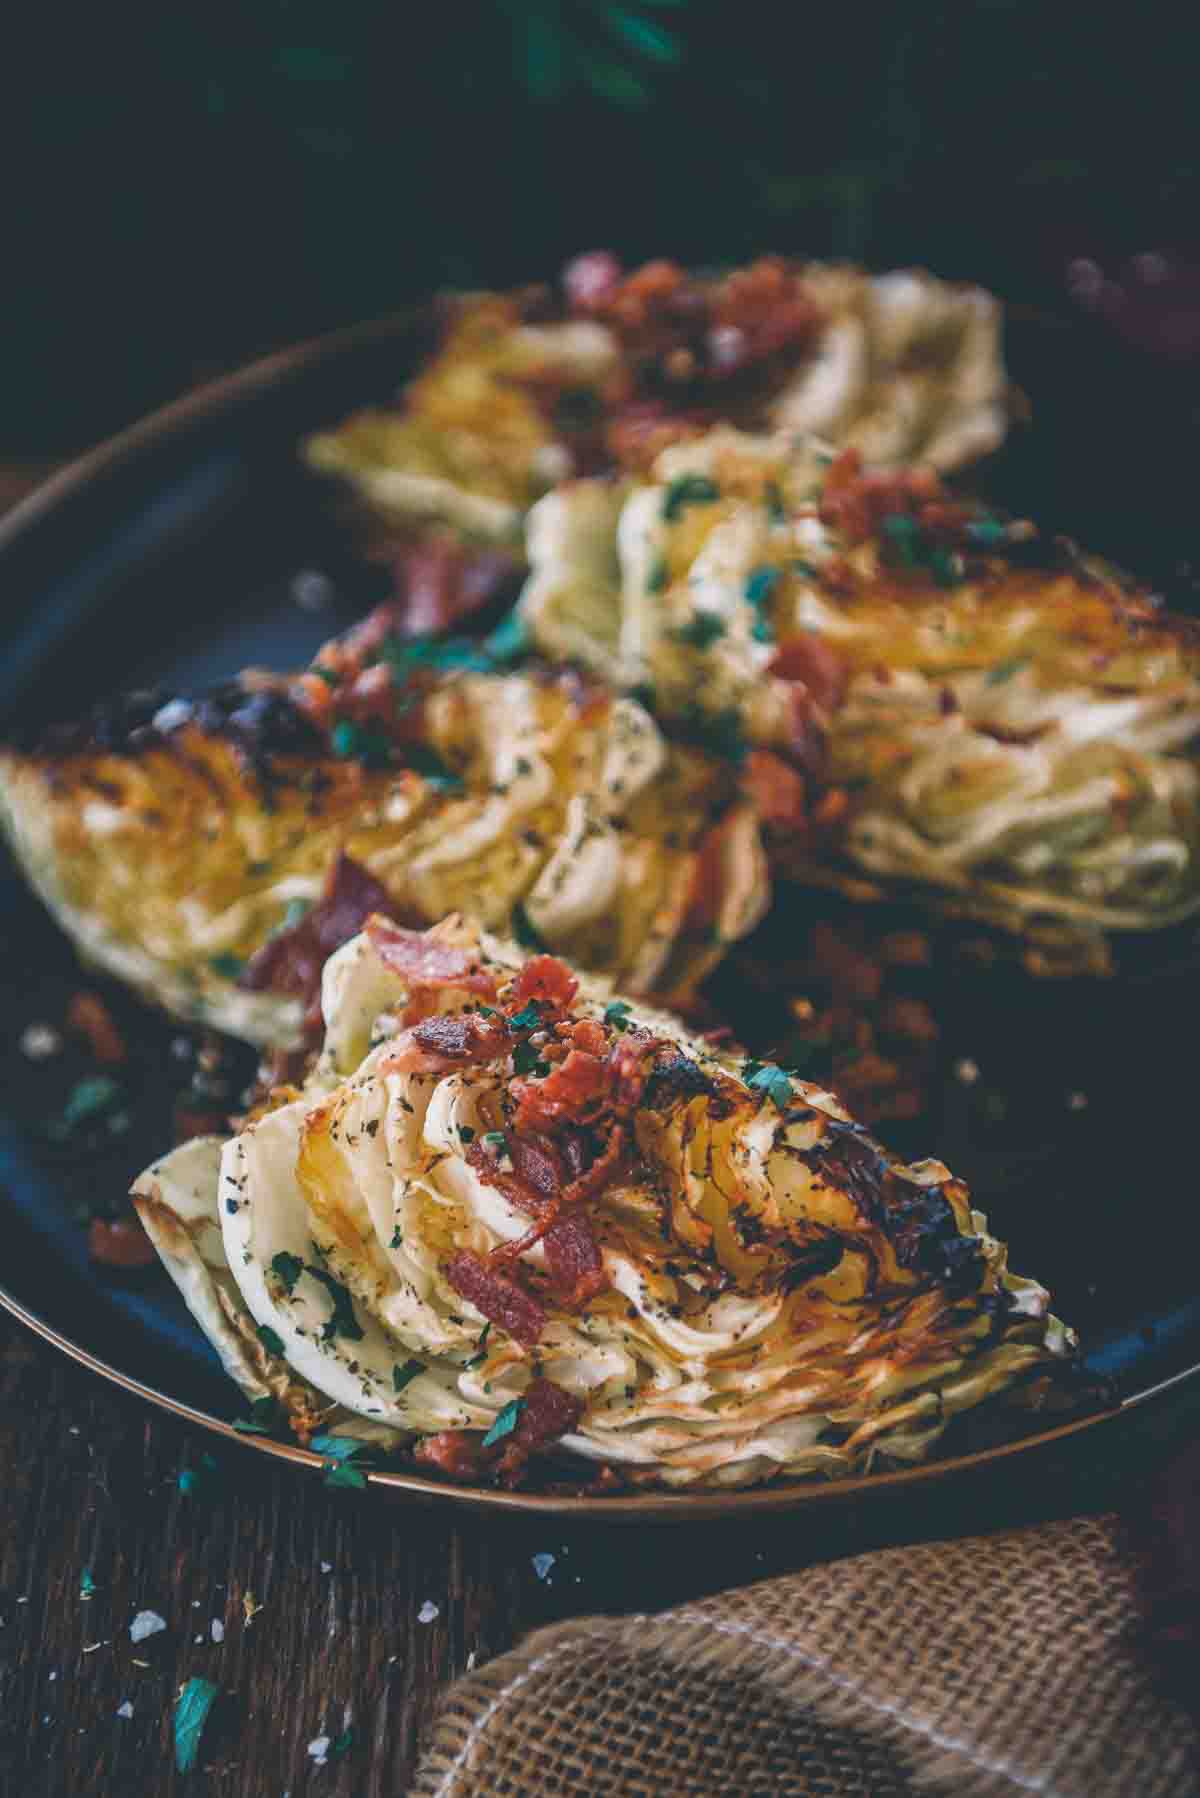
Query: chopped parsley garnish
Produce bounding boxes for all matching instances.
[459,1124,475,1143]
[465,1323,491,1369]
[512,1040,551,1077]
[482,1131,509,1155]
[746,1063,794,1110]
[305,1264,364,1342]
[256,1323,286,1357]
[329,1727,355,1760]
[511,901,546,950]
[311,1433,374,1488]
[484,610,531,665]
[392,1359,424,1393]
[178,1453,219,1500]
[232,1394,285,1435]
[508,1002,542,1034]
[647,557,670,593]
[881,511,963,586]
[390,1226,403,1249]
[312,1434,370,1462]
[331,719,392,768]
[400,744,465,792]
[986,656,1030,686]
[928,546,960,588]
[604,999,633,1031]
[312,665,341,687]
[379,634,494,678]
[745,564,780,643]
[967,516,1009,549]
[79,1567,96,1599]
[174,1677,220,1774]
[675,611,727,648]
[323,1461,368,1491]
[208,951,245,978]
[482,1397,525,1448]
[50,1075,124,1139]
[270,1250,305,1295]
[662,473,720,522]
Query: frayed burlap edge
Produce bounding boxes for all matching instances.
[411,1515,1199,1798]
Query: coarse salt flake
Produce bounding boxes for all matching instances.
[417,1601,439,1624]
[129,1610,167,1643]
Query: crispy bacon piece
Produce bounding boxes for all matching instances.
[511,1049,609,1133]
[560,1124,628,1207]
[507,954,579,1016]
[742,750,810,832]
[366,916,500,1002]
[66,991,126,1066]
[87,1213,158,1270]
[381,1012,512,1075]
[445,1250,546,1347]
[390,534,521,640]
[494,1377,585,1487]
[606,1031,669,1111]
[239,855,407,1029]
[769,634,847,717]
[539,1212,608,1310]
[413,1430,490,1481]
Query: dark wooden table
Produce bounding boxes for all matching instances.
[3,1303,1198,1798]
[1,461,1197,1797]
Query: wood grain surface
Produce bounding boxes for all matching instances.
[2,1304,1198,1798]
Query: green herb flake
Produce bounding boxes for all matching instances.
[392,1358,424,1394]
[79,1567,96,1599]
[484,611,531,665]
[232,1394,284,1435]
[310,1433,369,1462]
[662,473,720,522]
[323,1461,367,1491]
[508,1002,542,1033]
[305,1264,364,1342]
[270,1250,305,1295]
[967,517,1009,549]
[746,1063,794,1110]
[174,1677,220,1774]
[510,902,546,951]
[512,1040,550,1077]
[178,1453,219,1500]
[604,1000,633,1032]
[256,1322,286,1357]
[482,1131,509,1155]
[482,1397,525,1448]
[331,719,392,768]
[52,1075,124,1138]
[208,952,244,979]
[647,557,670,593]
[390,1226,403,1249]
[464,1323,491,1369]
[675,611,726,648]
[986,656,1030,686]
[329,1726,355,1759]
[312,665,341,687]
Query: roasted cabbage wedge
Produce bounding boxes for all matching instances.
[305,255,1009,551]
[132,918,1072,1491]
[520,426,1200,970]
[0,651,770,1049]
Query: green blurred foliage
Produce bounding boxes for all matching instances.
[3,0,1198,449]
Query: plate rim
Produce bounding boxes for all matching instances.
[3,314,1198,1521]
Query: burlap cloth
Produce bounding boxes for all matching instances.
[411,1514,1198,1797]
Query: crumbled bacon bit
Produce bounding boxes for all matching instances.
[507,954,579,1016]
[239,857,407,1026]
[511,1049,609,1133]
[494,1377,585,1487]
[366,916,500,1001]
[405,1012,512,1068]
[66,991,126,1066]
[445,1251,546,1347]
[768,635,847,716]
[87,1214,157,1269]
[742,750,810,832]
[389,534,521,640]
[539,1212,608,1310]
[413,1430,489,1481]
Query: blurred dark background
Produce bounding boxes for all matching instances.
[5,0,1200,559]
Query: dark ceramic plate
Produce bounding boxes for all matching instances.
[2,309,1199,1518]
